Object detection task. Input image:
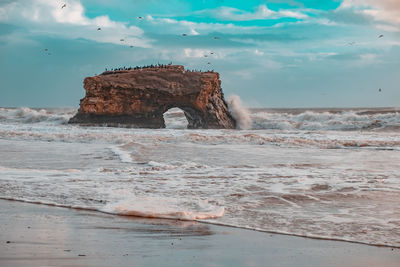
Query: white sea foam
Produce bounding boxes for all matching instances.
[110,146,133,163]
[251,109,400,131]
[101,197,225,220]
[0,107,399,131]
[1,107,400,247]
[0,107,74,124]
[163,108,188,129]
[227,95,252,130]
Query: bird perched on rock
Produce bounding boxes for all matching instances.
[378,34,384,38]
[120,39,124,42]
[97,27,101,31]
[61,3,66,9]
[138,16,143,19]
[182,33,187,36]
[379,88,382,92]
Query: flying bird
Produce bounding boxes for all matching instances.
[379,88,382,92]
[120,39,125,42]
[138,16,143,19]
[61,3,66,9]
[210,52,214,54]
[182,33,187,36]
[378,34,384,38]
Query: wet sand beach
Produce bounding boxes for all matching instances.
[1,200,399,267]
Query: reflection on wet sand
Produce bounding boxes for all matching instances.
[90,216,214,238]
[2,200,400,267]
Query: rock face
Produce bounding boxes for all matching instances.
[69,65,236,129]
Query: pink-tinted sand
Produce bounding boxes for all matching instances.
[1,200,399,267]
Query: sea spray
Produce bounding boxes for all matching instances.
[227,95,252,130]
[1,107,400,247]
[0,107,73,124]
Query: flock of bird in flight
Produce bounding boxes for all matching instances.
[347,34,385,93]
[47,3,219,66]
[49,3,384,93]
[347,34,384,46]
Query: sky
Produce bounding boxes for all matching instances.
[0,0,399,108]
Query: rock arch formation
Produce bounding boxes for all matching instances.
[69,65,236,129]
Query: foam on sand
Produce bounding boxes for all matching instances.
[101,197,225,220]
[1,107,400,247]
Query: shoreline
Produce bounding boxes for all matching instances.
[1,199,399,267]
[199,221,400,250]
[4,197,398,249]
[0,197,400,250]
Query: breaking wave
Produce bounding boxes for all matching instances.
[163,108,188,129]
[101,197,225,220]
[0,196,224,221]
[1,105,400,247]
[251,109,400,131]
[0,107,399,131]
[0,107,74,124]
[227,95,252,130]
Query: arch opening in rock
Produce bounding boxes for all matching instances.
[163,107,189,129]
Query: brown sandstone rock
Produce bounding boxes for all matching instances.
[69,65,236,129]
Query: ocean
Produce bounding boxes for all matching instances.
[0,106,399,247]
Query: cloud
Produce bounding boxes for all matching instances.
[254,49,264,56]
[375,23,400,32]
[183,48,212,58]
[339,0,400,26]
[326,51,381,66]
[340,0,400,10]
[203,4,309,21]
[145,15,262,36]
[324,8,372,25]
[359,53,377,61]
[144,13,309,48]
[0,0,151,47]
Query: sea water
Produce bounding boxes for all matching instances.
[0,106,399,247]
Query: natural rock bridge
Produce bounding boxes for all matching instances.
[69,65,236,129]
